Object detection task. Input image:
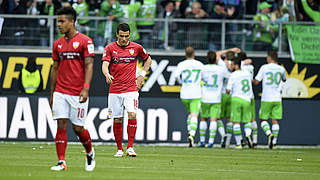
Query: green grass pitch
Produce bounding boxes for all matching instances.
[1,143,320,180]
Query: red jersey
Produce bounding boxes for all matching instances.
[102,41,149,93]
[52,32,94,96]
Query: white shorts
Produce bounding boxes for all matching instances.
[108,91,139,118]
[52,92,89,126]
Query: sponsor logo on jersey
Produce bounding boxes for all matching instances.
[58,45,62,49]
[129,48,135,55]
[113,50,118,55]
[73,41,80,49]
[88,44,94,54]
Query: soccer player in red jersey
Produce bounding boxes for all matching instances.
[102,23,152,157]
[49,7,95,171]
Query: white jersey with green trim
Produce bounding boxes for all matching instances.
[217,59,231,94]
[241,63,255,98]
[255,63,286,102]
[241,63,254,80]
[227,70,253,102]
[174,59,204,99]
[201,64,228,103]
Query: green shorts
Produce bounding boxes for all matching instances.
[230,97,251,123]
[259,101,282,120]
[200,102,221,118]
[251,98,256,119]
[181,98,201,114]
[220,93,231,118]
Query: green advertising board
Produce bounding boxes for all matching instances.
[287,24,320,64]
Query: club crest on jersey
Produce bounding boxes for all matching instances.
[129,48,135,55]
[73,41,80,49]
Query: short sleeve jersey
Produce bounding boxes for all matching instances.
[241,62,255,98]
[174,59,203,99]
[227,70,253,103]
[255,63,287,102]
[201,64,227,103]
[217,59,231,94]
[102,41,149,93]
[52,32,94,96]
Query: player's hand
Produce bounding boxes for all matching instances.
[49,93,53,109]
[136,75,144,89]
[79,87,89,103]
[243,58,252,65]
[230,47,241,53]
[105,73,114,84]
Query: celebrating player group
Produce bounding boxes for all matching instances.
[175,47,286,149]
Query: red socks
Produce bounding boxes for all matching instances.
[78,129,92,153]
[55,128,92,162]
[55,128,67,161]
[127,119,137,148]
[113,121,123,150]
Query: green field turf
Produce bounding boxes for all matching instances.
[0,143,320,180]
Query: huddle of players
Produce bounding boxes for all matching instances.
[175,46,286,149]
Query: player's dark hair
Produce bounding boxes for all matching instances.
[237,51,247,61]
[268,50,278,61]
[207,50,217,64]
[185,46,194,58]
[117,23,130,33]
[225,51,235,60]
[233,57,242,68]
[57,7,77,22]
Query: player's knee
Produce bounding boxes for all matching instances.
[114,118,123,123]
[127,112,136,119]
[72,125,84,135]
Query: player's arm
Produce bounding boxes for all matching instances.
[253,79,260,85]
[253,66,263,85]
[226,75,233,94]
[79,57,94,103]
[216,47,241,60]
[102,61,114,84]
[282,69,287,82]
[137,55,152,89]
[49,61,59,108]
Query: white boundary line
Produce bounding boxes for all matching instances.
[1,141,319,149]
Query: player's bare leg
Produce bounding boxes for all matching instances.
[51,119,68,171]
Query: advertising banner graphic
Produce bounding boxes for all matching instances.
[1,52,320,99]
[0,96,320,145]
[287,24,320,64]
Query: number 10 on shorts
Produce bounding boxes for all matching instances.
[78,108,85,119]
[134,99,138,109]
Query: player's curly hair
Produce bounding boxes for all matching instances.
[57,7,77,23]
